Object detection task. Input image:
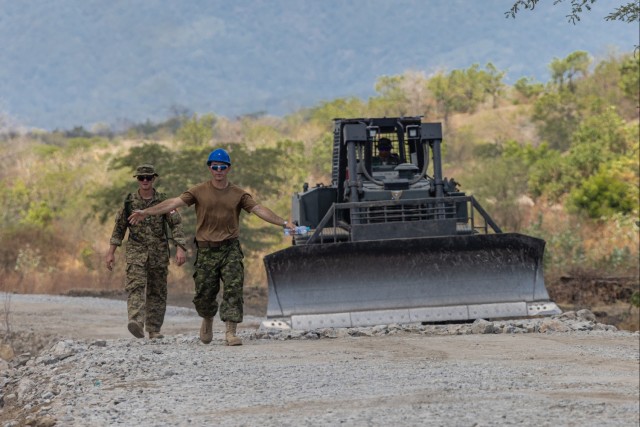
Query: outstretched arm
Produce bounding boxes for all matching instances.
[251,205,295,232]
[128,197,187,225]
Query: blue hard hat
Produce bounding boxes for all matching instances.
[207,148,231,165]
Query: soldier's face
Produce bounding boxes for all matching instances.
[209,162,230,180]
[137,175,155,189]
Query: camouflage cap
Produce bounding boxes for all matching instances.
[133,164,159,177]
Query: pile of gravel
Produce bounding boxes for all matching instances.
[255,309,618,340]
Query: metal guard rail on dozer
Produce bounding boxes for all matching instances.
[302,195,502,245]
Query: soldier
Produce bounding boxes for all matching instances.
[372,138,401,166]
[128,149,295,346]
[105,164,187,339]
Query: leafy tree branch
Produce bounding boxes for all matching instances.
[506,0,639,24]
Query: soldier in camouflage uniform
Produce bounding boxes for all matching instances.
[105,164,187,339]
[128,149,295,346]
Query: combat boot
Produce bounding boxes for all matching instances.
[149,331,164,339]
[200,317,213,344]
[225,321,242,346]
[127,321,144,339]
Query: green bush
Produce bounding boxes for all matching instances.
[568,159,638,218]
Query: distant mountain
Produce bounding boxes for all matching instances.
[0,0,636,130]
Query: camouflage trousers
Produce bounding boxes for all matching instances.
[125,242,169,333]
[192,240,245,323]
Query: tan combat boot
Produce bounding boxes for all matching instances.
[149,331,164,339]
[200,317,213,344]
[225,321,242,346]
[127,321,144,339]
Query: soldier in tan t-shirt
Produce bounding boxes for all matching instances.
[128,148,295,346]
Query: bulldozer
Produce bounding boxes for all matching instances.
[263,117,560,330]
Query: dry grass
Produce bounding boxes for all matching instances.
[524,201,639,278]
[449,104,538,145]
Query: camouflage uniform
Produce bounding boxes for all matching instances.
[192,241,244,323]
[109,190,186,334]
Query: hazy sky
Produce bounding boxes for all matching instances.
[0,0,637,130]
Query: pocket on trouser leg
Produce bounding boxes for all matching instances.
[191,251,222,319]
[220,258,244,323]
[125,264,146,324]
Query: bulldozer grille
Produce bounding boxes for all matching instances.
[351,200,457,223]
[304,196,501,244]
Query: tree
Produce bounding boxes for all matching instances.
[456,65,488,112]
[371,75,410,116]
[549,51,591,92]
[513,77,545,101]
[483,63,506,108]
[368,71,432,118]
[399,70,432,116]
[568,158,639,218]
[506,1,640,24]
[308,98,366,125]
[427,72,455,126]
[175,113,217,147]
[310,132,334,179]
[525,143,567,200]
[528,107,637,209]
[464,140,533,231]
[532,91,582,150]
[582,53,632,117]
[427,64,488,125]
[618,55,640,100]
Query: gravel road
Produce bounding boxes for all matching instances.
[1,294,638,427]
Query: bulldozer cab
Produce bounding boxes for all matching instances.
[364,122,423,174]
[321,117,472,242]
[333,117,434,204]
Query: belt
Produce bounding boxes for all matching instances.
[196,238,237,248]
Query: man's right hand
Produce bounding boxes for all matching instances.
[105,253,115,271]
[128,209,147,225]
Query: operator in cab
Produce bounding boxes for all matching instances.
[372,138,400,166]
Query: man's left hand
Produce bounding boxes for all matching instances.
[284,222,296,233]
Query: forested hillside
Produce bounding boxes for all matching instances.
[0,50,638,327]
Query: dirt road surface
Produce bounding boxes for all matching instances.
[1,294,639,426]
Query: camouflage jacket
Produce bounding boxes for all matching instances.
[109,190,187,258]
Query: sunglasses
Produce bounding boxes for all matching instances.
[379,146,391,152]
[137,175,155,181]
[210,164,229,171]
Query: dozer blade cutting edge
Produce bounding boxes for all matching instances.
[263,233,561,330]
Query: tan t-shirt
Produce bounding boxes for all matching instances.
[179,181,258,242]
